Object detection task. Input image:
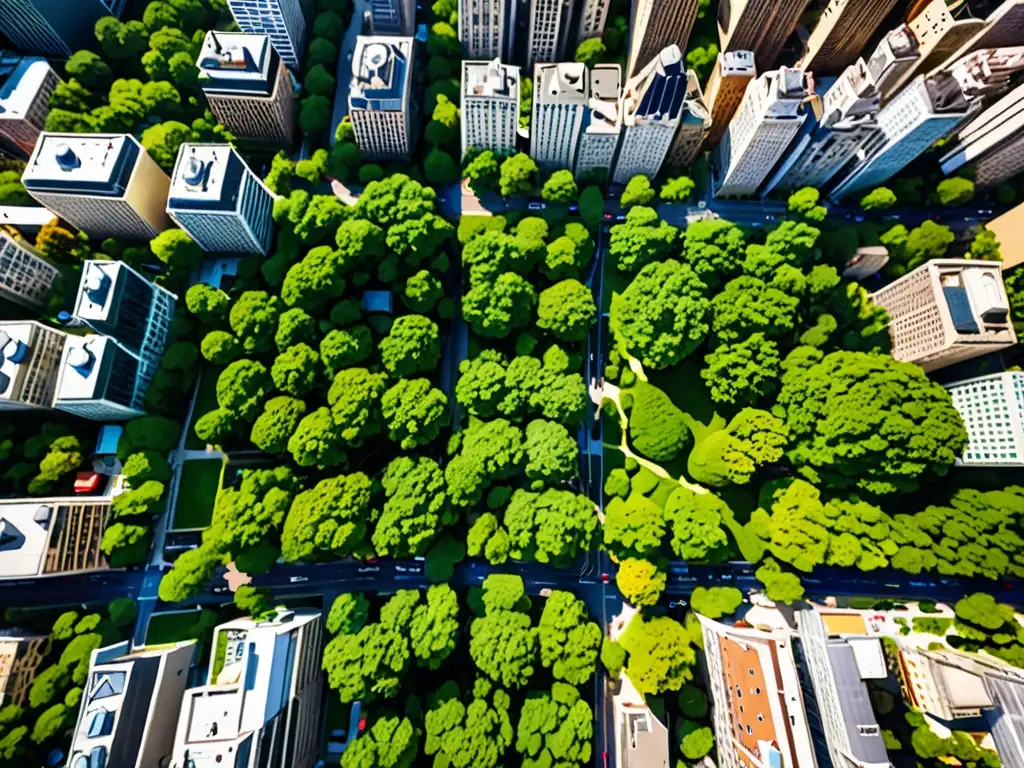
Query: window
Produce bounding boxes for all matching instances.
[746,725,752,735]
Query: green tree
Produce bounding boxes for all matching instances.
[620,175,655,207]
[230,291,282,355]
[381,378,448,449]
[968,228,1001,261]
[216,359,269,421]
[860,187,896,211]
[403,270,444,312]
[470,603,537,688]
[200,330,241,365]
[755,558,805,603]
[328,368,387,444]
[711,275,800,344]
[275,307,317,350]
[524,419,578,483]
[499,153,538,196]
[288,407,347,468]
[425,147,459,184]
[573,37,606,66]
[299,94,332,134]
[504,488,597,566]
[578,184,604,227]
[31,703,68,744]
[445,418,525,506]
[270,344,320,397]
[680,218,745,290]
[541,169,578,203]
[320,325,373,374]
[304,63,336,96]
[464,150,500,191]
[687,408,788,487]
[374,455,453,558]
[140,120,194,170]
[690,586,743,619]
[702,333,781,406]
[937,177,975,206]
[462,272,537,338]
[426,94,459,145]
[603,492,665,560]
[628,381,689,462]
[425,681,513,768]
[516,684,593,767]
[609,206,678,273]
[619,615,696,695]
[65,50,111,90]
[327,592,370,635]
[537,592,601,684]
[250,397,306,454]
[616,558,666,607]
[663,488,730,561]
[122,451,171,486]
[536,279,596,342]
[787,187,828,221]
[380,315,441,377]
[186,283,230,325]
[680,725,714,760]
[282,472,373,560]
[661,175,695,202]
[158,543,221,602]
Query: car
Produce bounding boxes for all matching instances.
[980,209,993,215]
[539,588,553,597]
[358,566,380,574]
[615,213,626,221]
[395,565,409,573]
[212,586,229,594]
[765,214,776,221]
[600,572,610,583]
[569,204,579,212]
[854,215,864,222]
[289,576,309,583]
[603,212,614,220]
[528,201,546,211]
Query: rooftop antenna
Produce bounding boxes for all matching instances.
[211,31,223,54]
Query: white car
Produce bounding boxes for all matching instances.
[289,576,308,583]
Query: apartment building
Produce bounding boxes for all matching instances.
[0,321,66,412]
[461,59,520,157]
[576,0,610,44]
[349,36,417,161]
[197,31,296,145]
[800,0,900,75]
[0,0,126,58]
[227,0,306,69]
[941,81,1024,188]
[0,497,112,579]
[865,24,921,101]
[702,51,756,150]
[625,0,700,78]
[0,632,48,707]
[458,0,509,59]
[0,52,59,158]
[887,0,986,94]
[870,259,1016,372]
[531,62,588,171]
[613,669,669,768]
[369,0,416,35]
[665,71,711,170]
[931,0,1024,76]
[0,229,59,311]
[717,0,811,72]
[525,0,575,69]
[944,372,1024,466]
[21,133,170,241]
[53,334,148,420]
[574,64,621,179]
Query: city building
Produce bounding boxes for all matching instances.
[170,609,325,768]
[931,0,1024,76]
[53,334,148,420]
[842,245,889,280]
[702,50,756,149]
[0,496,111,579]
[886,0,986,95]
[795,611,893,768]
[167,144,275,256]
[870,259,1016,372]
[369,0,416,35]
[612,46,688,184]
[531,62,588,171]
[576,0,610,44]
[764,59,880,194]
[0,228,59,311]
[0,0,126,58]
[800,0,900,75]
[940,81,1024,188]
[987,201,1024,270]
[21,133,170,241]
[349,36,417,161]
[524,0,575,70]
[0,51,59,158]
[699,616,818,768]
[226,0,305,70]
[0,632,48,706]
[67,640,196,768]
[665,71,711,170]
[461,59,520,157]
[944,372,1024,466]
[197,32,296,146]
[865,24,921,101]
[0,321,66,412]
[574,63,622,179]
[714,67,811,198]
[613,669,669,768]
[625,0,700,78]
[458,0,510,59]
[717,0,811,72]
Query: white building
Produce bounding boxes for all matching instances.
[800,0,900,76]
[864,23,921,101]
[612,46,688,184]
[53,335,148,420]
[945,372,1024,466]
[21,133,170,241]
[349,36,417,161]
[458,0,509,59]
[197,32,296,146]
[167,144,275,255]
[531,62,588,171]
[930,0,1024,77]
[461,59,520,158]
[0,229,59,311]
[0,0,126,58]
[714,67,811,198]
[940,81,1024,188]
[574,63,621,180]
[0,321,66,412]
[665,71,711,170]
[525,0,575,70]
[227,0,305,70]
[67,641,195,768]
[170,610,325,768]
[0,497,112,579]
[612,668,669,768]
[370,0,416,35]
[0,52,59,158]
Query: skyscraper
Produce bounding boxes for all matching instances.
[227,0,306,69]
[0,229,59,311]
[870,259,1016,372]
[0,321,66,412]
[0,52,59,158]
[665,71,711,170]
[702,50,756,149]
[53,335,146,420]
[0,0,126,58]
[865,24,921,101]
[940,81,1024,188]
[349,36,417,161]
[945,372,1024,466]
[574,64,622,180]
[461,59,520,157]
[717,0,811,72]
[167,144,275,255]
[886,0,985,95]
[576,0,610,43]
[21,133,170,241]
[197,32,296,146]
[612,46,689,184]
[713,67,811,198]
[525,0,575,69]
[531,62,588,171]
[931,0,1024,76]
[369,0,416,35]
[458,0,510,59]
[625,0,700,78]
[800,0,900,76]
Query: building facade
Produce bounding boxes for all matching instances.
[0,229,59,311]
[525,0,574,70]
[531,62,588,171]
[574,63,621,179]
[197,32,296,145]
[940,81,1024,188]
[865,24,921,101]
[576,0,610,43]
[0,52,59,158]
[702,50,756,149]
[870,259,1017,372]
[612,668,669,768]
[227,0,305,69]
[801,0,900,75]
[370,0,416,35]
[0,497,112,579]
[0,0,126,58]
[349,36,417,161]
[458,0,509,59]
[167,144,275,255]
[887,0,986,95]
[21,133,170,241]
[714,67,811,198]
[0,633,48,707]
[665,71,711,170]
[0,321,66,412]
[932,0,1024,77]
[717,0,810,72]
[625,0,700,78]
[944,372,1024,466]
[461,59,520,157]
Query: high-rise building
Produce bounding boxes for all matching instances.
[461,59,520,157]
[717,0,811,72]
[931,0,1024,76]
[531,62,588,171]
[197,32,296,146]
[574,63,621,179]
[0,496,112,579]
[702,50,756,149]
[0,52,59,158]
[170,609,325,768]
[167,144,275,255]
[458,0,511,59]
[0,229,59,311]
[0,321,66,412]
[525,0,575,70]
[625,0,700,78]
[349,36,417,161]
[800,0,900,76]
[870,259,1016,372]
[865,24,921,101]
[764,59,880,194]
[612,46,689,184]
[886,0,986,95]
[576,0,610,44]
[53,334,147,420]
[944,372,1024,466]
[665,71,711,170]
[227,0,305,70]
[0,632,48,707]
[0,0,126,58]
[369,0,416,35]
[612,669,669,768]
[21,133,171,241]
[940,81,1024,188]
[713,67,811,198]
[66,641,195,768]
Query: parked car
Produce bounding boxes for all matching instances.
[528,201,546,211]
[289,576,309,583]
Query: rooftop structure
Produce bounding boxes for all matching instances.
[931,0,1024,77]
[940,81,1024,188]
[0,0,126,58]
[0,497,111,579]
[226,0,305,70]
[866,24,921,100]
[887,0,986,95]
[717,0,811,72]
[0,52,59,157]
[0,228,59,311]
[531,62,588,171]
[53,334,146,420]
[703,50,757,149]
[0,321,66,412]
[461,59,520,157]
[349,36,417,161]
[0,632,47,707]
[944,372,1024,466]
[665,71,711,170]
[613,669,669,768]
[575,63,622,179]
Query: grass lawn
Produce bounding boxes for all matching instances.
[146,610,200,645]
[172,459,223,530]
[186,365,222,450]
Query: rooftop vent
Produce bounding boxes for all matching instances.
[55,144,80,171]
[84,268,111,305]
[69,346,96,377]
[183,157,206,186]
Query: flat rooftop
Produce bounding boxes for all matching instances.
[0,321,57,403]
[74,261,126,326]
[22,133,139,196]
[168,144,249,212]
[590,64,621,101]
[535,62,587,105]
[197,32,275,94]
[54,335,121,404]
[350,36,413,111]
[0,501,54,577]
[0,56,52,120]
[463,60,519,100]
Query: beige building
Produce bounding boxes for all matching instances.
[665,71,711,170]
[0,632,48,707]
[0,229,59,311]
[625,0,700,78]
[801,0,900,75]
[702,51,756,149]
[531,62,588,172]
[940,81,1024,188]
[717,0,810,72]
[866,24,922,101]
[461,59,520,157]
[0,54,59,158]
[613,669,669,768]
[899,647,1024,720]
[930,0,1024,76]
[0,497,112,579]
[21,133,170,241]
[349,36,416,161]
[987,201,1024,270]
[0,321,66,412]
[871,259,1017,372]
[574,64,622,180]
[67,641,196,768]
[198,31,296,145]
